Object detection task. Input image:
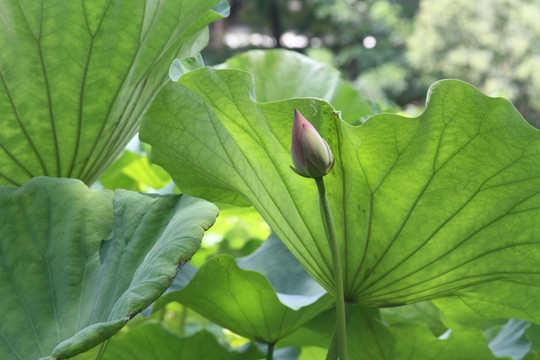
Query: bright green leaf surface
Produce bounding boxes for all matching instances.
[100,150,171,191]
[298,346,327,360]
[194,205,270,266]
[0,0,226,186]
[102,323,263,360]
[0,177,218,359]
[141,68,540,325]
[156,252,333,344]
[222,49,372,124]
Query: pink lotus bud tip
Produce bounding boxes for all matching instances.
[290,108,334,179]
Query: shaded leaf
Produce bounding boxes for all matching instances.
[391,323,498,360]
[101,323,262,360]
[279,306,393,360]
[283,306,498,360]
[0,177,218,359]
[0,0,226,185]
[141,67,540,325]
[526,323,540,352]
[381,301,447,336]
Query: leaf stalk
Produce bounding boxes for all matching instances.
[266,342,275,360]
[315,176,348,360]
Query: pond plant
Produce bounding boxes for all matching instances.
[1,1,540,359]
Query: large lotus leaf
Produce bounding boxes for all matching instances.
[157,232,327,310]
[101,323,263,360]
[0,177,218,359]
[222,49,372,124]
[155,251,333,344]
[141,68,540,325]
[0,0,227,186]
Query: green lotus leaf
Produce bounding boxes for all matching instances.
[101,323,263,360]
[100,150,171,191]
[141,67,540,325]
[391,322,498,360]
[278,307,393,359]
[155,235,334,344]
[282,306,498,360]
[381,301,447,337]
[222,49,372,124]
[0,177,218,359]
[0,0,227,186]
[236,233,329,310]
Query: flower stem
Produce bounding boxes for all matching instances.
[315,176,347,360]
[326,302,354,360]
[266,343,275,360]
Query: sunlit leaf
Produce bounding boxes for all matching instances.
[155,234,333,344]
[192,205,271,266]
[0,177,218,359]
[0,0,227,185]
[141,67,540,327]
[100,150,171,191]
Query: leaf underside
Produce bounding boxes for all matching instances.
[0,0,225,186]
[141,65,540,325]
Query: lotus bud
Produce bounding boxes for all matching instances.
[290,108,334,178]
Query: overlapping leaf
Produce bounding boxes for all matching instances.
[155,234,333,344]
[221,49,372,124]
[0,177,218,359]
[140,66,540,324]
[281,306,498,360]
[0,0,227,185]
[100,150,171,191]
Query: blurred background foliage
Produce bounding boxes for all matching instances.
[202,0,540,127]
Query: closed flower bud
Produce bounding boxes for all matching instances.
[290,108,334,178]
